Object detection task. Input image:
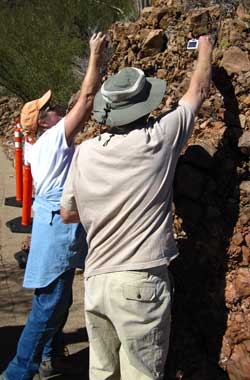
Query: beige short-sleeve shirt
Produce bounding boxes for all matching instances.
[61,101,194,277]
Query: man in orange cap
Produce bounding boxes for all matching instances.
[1,32,107,380]
[20,89,53,135]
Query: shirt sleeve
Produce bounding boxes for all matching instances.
[159,100,195,154]
[60,149,78,211]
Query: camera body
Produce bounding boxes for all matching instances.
[187,38,199,50]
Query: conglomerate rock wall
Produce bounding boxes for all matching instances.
[0,96,22,159]
[0,2,250,380]
[102,2,250,380]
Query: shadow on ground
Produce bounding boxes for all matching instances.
[0,326,89,378]
[0,264,32,320]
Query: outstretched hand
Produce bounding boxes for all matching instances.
[198,35,213,53]
[64,32,107,146]
[89,32,107,57]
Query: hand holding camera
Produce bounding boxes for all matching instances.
[187,35,212,51]
[187,38,199,50]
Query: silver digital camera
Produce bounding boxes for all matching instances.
[187,39,199,50]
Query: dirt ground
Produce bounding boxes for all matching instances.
[0,145,89,378]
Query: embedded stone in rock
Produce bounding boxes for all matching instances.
[239,207,250,225]
[221,46,250,74]
[242,95,250,105]
[239,114,246,129]
[151,6,169,23]
[156,68,168,79]
[237,1,250,21]
[235,268,250,299]
[242,0,250,10]
[245,234,250,247]
[0,95,23,163]
[141,6,154,17]
[187,8,215,37]
[225,275,238,305]
[242,245,250,264]
[232,232,244,246]
[238,131,250,155]
[158,5,183,30]
[141,29,165,57]
[226,342,250,380]
[127,48,136,65]
[229,29,245,45]
[240,181,250,194]
[111,22,139,42]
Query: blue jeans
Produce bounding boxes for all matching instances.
[4,269,75,380]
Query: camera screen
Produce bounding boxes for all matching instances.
[187,41,198,48]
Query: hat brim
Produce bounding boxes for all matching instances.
[37,89,52,110]
[93,78,166,127]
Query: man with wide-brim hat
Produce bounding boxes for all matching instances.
[61,35,213,380]
[93,67,166,127]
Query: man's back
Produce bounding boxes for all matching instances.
[64,101,194,277]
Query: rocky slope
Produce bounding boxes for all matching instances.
[0,1,250,380]
[103,1,250,380]
[0,96,22,159]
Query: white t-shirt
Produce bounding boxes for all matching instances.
[28,118,75,196]
[61,101,195,277]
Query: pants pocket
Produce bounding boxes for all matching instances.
[119,272,171,379]
[123,283,156,302]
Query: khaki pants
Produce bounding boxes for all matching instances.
[84,267,171,380]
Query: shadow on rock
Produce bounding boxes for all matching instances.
[0,326,89,375]
[63,327,89,345]
[164,66,242,380]
[52,347,90,380]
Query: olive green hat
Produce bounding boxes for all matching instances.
[94,67,166,127]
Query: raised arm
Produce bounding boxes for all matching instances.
[181,35,213,114]
[64,32,107,145]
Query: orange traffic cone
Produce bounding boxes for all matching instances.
[14,118,23,202]
[21,135,34,226]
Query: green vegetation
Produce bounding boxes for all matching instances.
[219,38,230,50]
[0,0,136,103]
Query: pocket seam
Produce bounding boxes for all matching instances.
[123,283,156,302]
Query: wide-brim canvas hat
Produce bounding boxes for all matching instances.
[20,89,52,133]
[93,67,166,127]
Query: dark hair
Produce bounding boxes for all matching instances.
[108,114,150,134]
[39,103,67,120]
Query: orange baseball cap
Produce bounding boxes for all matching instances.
[20,90,52,133]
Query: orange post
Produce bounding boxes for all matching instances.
[21,135,34,226]
[14,118,23,201]
[21,164,33,226]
